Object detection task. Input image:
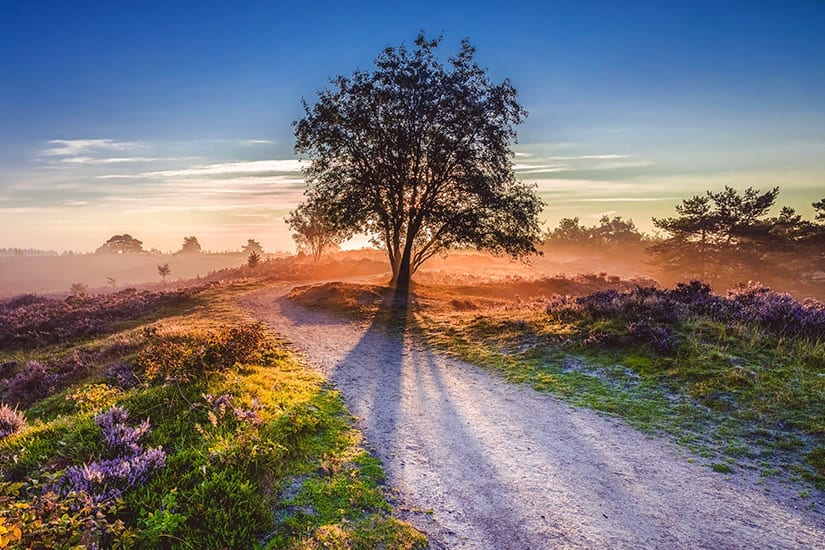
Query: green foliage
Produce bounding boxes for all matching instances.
[651,186,824,287]
[0,288,424,548]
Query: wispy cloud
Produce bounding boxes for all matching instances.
[544,154,630,160]
[59,156,171,165]
[41,139,144,157]
[97,159,305,179]
[245,139,275,145]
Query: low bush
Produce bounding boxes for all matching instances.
[0,404,25,438]
[137,323,266,383]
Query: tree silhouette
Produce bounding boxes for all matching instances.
[241,239,264,255]
[157,263,171,283]
[652,186,780,280]
[247,250,261,268]
[814,198,825,223]
[286,199,351,262]
[179,236,202,254]
[294,33,543,290]
[96,234,143,254]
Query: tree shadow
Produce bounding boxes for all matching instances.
[269,285,825,548]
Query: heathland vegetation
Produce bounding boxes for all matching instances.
[0,281,425,548]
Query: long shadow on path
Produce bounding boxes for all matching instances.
[251,286,825,549]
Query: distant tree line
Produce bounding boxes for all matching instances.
[0,248,59,257]
[543,187,825,292]
[92,235,266,256]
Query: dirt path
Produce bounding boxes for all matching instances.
[241,285,825,549]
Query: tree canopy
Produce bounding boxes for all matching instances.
[293,33,544,289]
[241,239,264,255]
[179,236,202,254]
[286,200,351,262]
[95,234,143,254]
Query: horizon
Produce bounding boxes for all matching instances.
[2,1,824,252]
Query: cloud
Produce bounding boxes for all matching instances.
[42,139,144,157]
[59,156,171,165]
[544,154,631,160]
[246,139,275,145]
[98,159,306,179]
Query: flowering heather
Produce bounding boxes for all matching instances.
[95,406,151,454]
[0,403,25,438]
[50,406,165,508]
[105,361,141,389]
[555,281,825,341]
[2,350,92,407]
[0,285,208,349]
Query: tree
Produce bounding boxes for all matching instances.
[179,236,202,254]
[247,250,261,268]
[286,199,352,262]
[651,186,780,281]
[294,33,544,290]
[96,234,143,254]
[544,217,591,244]
[241,239,264,255]
[157,263,171,283]
[814,198,825,223]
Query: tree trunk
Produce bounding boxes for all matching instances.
[390,249,413,292]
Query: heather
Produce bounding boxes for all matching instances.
[0,283,425,548]
[0,285,208,349]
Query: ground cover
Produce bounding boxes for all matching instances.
[289,277,825,494]
[0,282,425,548]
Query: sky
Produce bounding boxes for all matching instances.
[1,0,824,252]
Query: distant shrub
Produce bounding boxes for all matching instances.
[0,403,25,438]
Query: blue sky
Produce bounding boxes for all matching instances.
[1,0,824,251]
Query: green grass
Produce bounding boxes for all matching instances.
[0,282,426,549]
[415,306,825,490]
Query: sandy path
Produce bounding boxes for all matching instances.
[241,285,825,549]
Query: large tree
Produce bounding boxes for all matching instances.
[294,34,544,290]
[95,234,143,254]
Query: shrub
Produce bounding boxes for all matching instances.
[0,403,25,438]
[138,324,266,383]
